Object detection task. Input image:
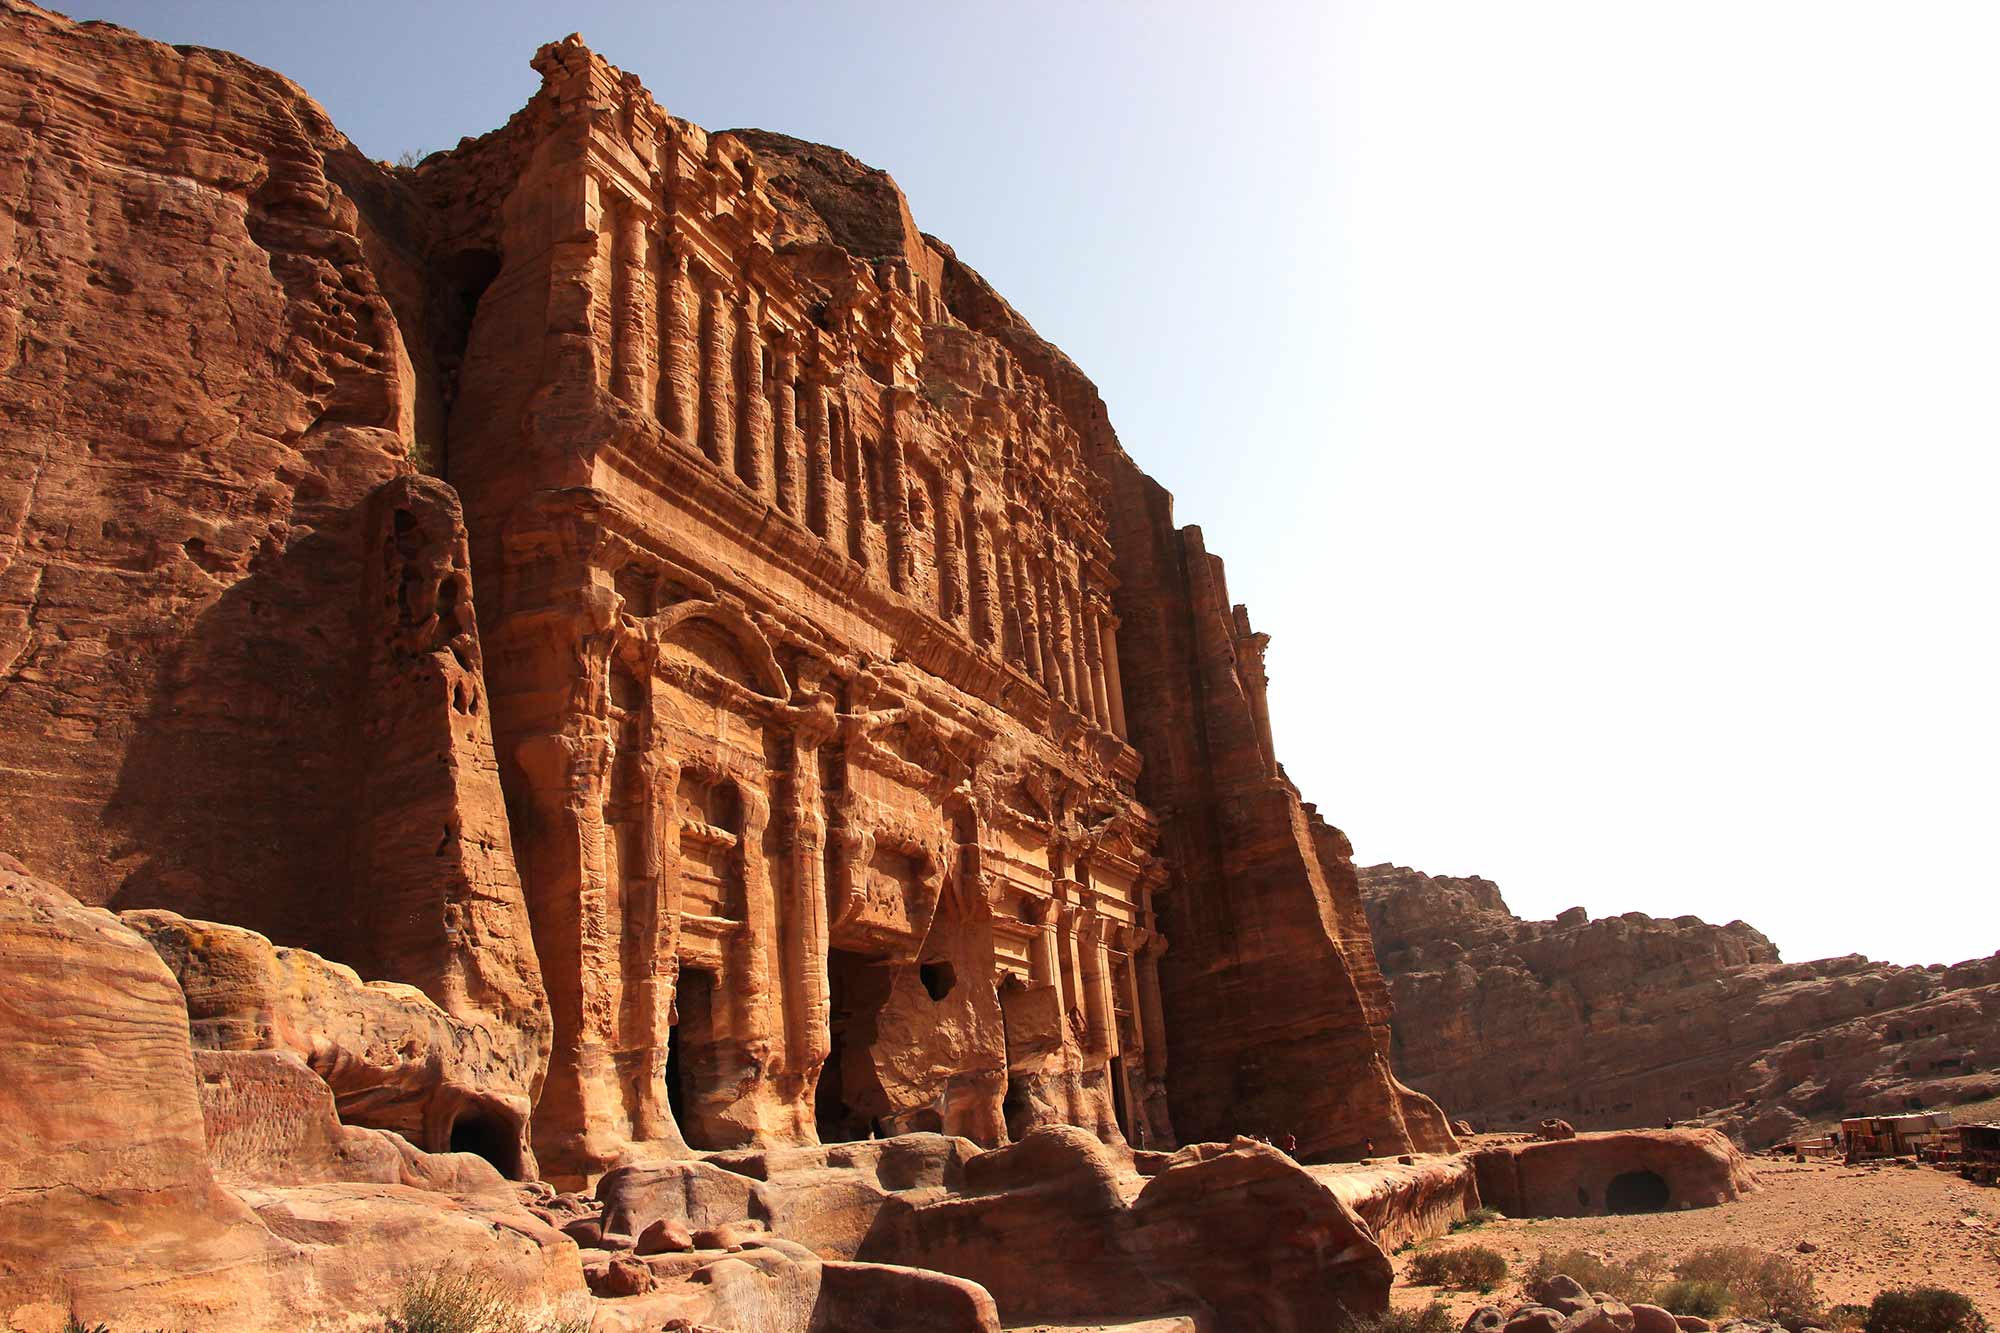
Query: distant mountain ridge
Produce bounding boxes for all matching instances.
[1360,862,2000,1145]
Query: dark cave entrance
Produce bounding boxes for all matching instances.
[1606,1168,1671,1214]
[667,966,723,1149]
[1108,1055,1132,1143]
[816,948,890,1143]
[448,1106,522,1180]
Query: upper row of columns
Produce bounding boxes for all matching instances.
[603,199,1127,739]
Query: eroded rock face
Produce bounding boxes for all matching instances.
[124,909,543,1179]
[0,2,1471,1325]
[1362,863,2000,1144]
[596,1126,1390,1331]
[0,0,549,1104]
[0,855,585,1333]
[1468,1129,1757,1218]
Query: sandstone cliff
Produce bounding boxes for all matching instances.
[1361,862,2000,1146]
[0,4,1465,1327]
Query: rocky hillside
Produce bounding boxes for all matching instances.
[1361,863,2000,1146]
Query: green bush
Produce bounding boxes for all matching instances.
[1408,1244,1508,1291]
[1338,1304,1457,1333]
[1525,1249,1668,1303]
[1864,1288,1990,1333]
[1673,1245,1821,1326]
[1652,1278,1732,1319]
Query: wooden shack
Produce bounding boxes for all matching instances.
[1959,1123,2000,1185]
[1841,1111,1954,1161]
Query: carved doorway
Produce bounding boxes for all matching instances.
[817,947,891,1142]
[667,965,726,1148]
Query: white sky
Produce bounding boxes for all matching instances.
[88,2,2000,965]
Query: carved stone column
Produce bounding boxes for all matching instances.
[631,751,683,1144]
[1062,576,1090,721]
[773,343,800,518]
[938,492,963,624]
[738,292,770,494]
[804,383,832,539]
[609,201,654,413]
[884,393,912,592]
[783,701,835,1116]
[966,496,996,648]
[1081,913,1117,1059]
[1009,536,1041,683]
[700,284,733,466]
[843,405,868,567]
[1081,594,1112,730]
[1034,557,1066,703]
[659,245,700,442]
[1098,606,1128,739]
[733,778,779,1088]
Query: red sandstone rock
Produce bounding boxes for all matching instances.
[638,1217,694,1254]
[1363,863,2000,1144]
[1632,1304,1681,1333]
[124,909,542,1178]
[0,855,586,1332]
[1470,1129,1756,1218]
[0,3,1477,1326]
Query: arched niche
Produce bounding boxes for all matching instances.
[647,601,790,699]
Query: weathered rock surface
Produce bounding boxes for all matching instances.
[0,0,549,1112]
[1362,863,2000,1144]
[0,1,1477,1326]
[0,855,585,1332]
[1468,1129,1757,1218]
[603,1126,1389,1331]
[125,908,543,1178]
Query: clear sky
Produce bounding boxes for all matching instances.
[77,2,1998,967]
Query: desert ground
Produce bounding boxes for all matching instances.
[1393,1156,2000,1321]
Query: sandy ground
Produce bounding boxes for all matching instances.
[1392,1157,2000,1321]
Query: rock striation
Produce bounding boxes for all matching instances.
[0,3,1457,1328]
[1361,863,2000,1145]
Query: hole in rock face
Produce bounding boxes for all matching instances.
[919,961,956,1002]
[449,1108,522,1180]
[1605,1168,1670,1214]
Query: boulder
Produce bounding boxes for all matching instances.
[1471,1129,1756,1217]
[638,1217,694,1255]
[1532,1275,1590,1307]
[1631,1304,1679,1333]
[1567,1302,1636,1333]
[1506,1308,1570,1333]
[1465,1306,1508,1333]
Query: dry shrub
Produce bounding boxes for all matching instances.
[1865,1288,1990,1333]
[384,1273,590,1333]
[1525,1249,1668,1304]
[1338,1304,1457,1333]
[1652,1278,1732,1319]
[1672,1245,1821,1326]
[1409,1244,1508,1291]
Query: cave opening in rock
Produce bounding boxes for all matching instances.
[817,948,890,1143]
[919,960,956,1001]
[1605,1168,1671,1214]
[668,965,723,1149]
[1108,1055,1131,1142]
[448,1107,522,1180]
